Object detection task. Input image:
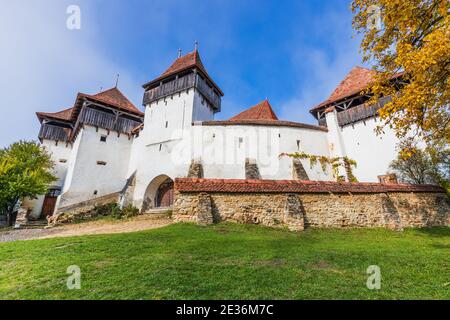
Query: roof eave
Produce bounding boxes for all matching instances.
[142,66,224,96]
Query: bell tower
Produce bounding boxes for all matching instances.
[142,47,223,123]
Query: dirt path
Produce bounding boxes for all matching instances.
[0,214,173,243]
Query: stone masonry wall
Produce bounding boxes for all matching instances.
[173,179,450,231]
[57,192,120,215]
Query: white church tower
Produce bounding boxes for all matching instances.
[128,48,224,210]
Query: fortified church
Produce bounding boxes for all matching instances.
[29,49,403,218]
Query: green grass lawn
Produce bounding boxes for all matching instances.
[0,223,449,300]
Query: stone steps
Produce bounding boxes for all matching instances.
[144,207,173,215]
[15,220,48,229]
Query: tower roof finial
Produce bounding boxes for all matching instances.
[178,48,182,58]
[115,74,120,88]
[194,40,198,52]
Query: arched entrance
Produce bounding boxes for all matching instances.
[155,179,174,208]
[142,175,174,212]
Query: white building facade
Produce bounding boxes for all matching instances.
[28,51,402,218]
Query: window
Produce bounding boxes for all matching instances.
[47,188,61,197]
[100,135,107,142]
[159,144,162,151]
[238,137,243,148]
[97,161,107,166]
[296,140,301,150]
[93,190,98,195]
[59,159,67,163]
[165,121,168,128]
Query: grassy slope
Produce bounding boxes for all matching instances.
[0,223,449,300]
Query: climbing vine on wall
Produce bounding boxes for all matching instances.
[280,152,358,182]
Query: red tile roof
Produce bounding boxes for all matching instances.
[143,50,223,95]
[37,87,143,126]
[199,99,326,131]
[36,107,74,122]
[311,67,377,112]
[175,178,444,194]
[310,67,404,113]
[230,100,278,121]
[160,50,208,79]
[80,87,143,116]
[200,119,327,132]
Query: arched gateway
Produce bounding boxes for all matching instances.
[142,175,174,212]
[156,179,174,207]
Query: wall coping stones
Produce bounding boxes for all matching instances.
[175,178,445,194]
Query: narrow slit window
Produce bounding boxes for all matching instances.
[97,161,107,166]
[238,137,243,148]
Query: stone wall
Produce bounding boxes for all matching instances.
[173,179,449,231]
[187,159,204,178]
[292,159,309,180]
[245,158,261,179]
[57,192,120,215]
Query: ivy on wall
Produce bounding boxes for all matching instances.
[280,152,358,183]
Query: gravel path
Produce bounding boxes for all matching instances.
[0,214,173,243]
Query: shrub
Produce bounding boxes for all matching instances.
[93,202,121,217]
[120,204,140,219]
[92,202,140,220]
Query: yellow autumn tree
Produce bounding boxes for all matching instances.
[351,0,449,148]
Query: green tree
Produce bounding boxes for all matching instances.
[0,141,56,224]
[389,140,449,190]
[352,0,449,145]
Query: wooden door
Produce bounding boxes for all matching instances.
[41,188,61,218]
[156,181,174,208]
[41,195,57,217]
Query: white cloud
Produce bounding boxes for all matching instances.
[0,0,141,147]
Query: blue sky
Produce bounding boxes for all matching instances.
[0,0,363,147]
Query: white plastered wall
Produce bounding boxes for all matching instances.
[58,125,133,208]
[325,110,400,182]
[23,139,73,218]
[340,117,399,182]
[195,124,332,180]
